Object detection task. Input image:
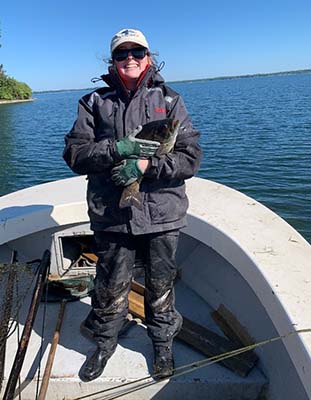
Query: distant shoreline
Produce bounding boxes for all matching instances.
[0,98,35,105]
[30,68,311,94]
[170,68,311,84]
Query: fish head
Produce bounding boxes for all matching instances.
[135,118,180,155]
[135,119,176,141]
[157,119,180,155]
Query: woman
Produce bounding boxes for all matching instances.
[63,28,202,382]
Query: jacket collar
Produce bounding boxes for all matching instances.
[100,65,164,101]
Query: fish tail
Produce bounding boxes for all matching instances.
[119,184,143,209]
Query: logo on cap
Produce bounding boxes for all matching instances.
[119,29,136,37]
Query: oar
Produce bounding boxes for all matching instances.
[38,300,67,400]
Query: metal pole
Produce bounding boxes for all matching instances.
[2,250,50,400]
[38,300,66,400]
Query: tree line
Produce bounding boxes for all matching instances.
[0,70,32,100]
[0,26,32,100]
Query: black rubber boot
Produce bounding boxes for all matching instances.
[153,344,174,380]
[79,347,112,382]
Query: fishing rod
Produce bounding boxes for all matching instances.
[69,328,311,400]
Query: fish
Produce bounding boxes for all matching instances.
[119,118,180,209]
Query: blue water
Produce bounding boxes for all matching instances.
[0,73,310,243]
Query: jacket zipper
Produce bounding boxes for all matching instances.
[145,103,150,121]
[113,103,119,138]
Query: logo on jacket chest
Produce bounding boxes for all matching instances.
[154,107,166,113]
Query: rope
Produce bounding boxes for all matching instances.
[0,258,40,395]
[0,261,41,348]
[70,328,311,400]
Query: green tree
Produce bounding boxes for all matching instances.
[0,75,32,100]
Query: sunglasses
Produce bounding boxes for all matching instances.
[113,47,148,62]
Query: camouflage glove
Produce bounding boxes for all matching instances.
[115,126,160,159]
[111,159,143,186]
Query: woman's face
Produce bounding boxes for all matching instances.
[113,42,150,88]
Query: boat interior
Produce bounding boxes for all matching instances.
[0,221,307,400]
[0,176,310,399]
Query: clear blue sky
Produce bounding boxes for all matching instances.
[1,0,310,91]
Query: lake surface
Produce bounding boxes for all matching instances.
[0,73,310,243]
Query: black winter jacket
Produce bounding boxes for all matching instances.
[63,65,202,234]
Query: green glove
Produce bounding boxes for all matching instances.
[111,159,143,186]
[116,126,160,159]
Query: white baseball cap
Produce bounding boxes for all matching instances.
[110,29,149,54]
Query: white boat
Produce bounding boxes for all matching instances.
[0,176,310,400]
